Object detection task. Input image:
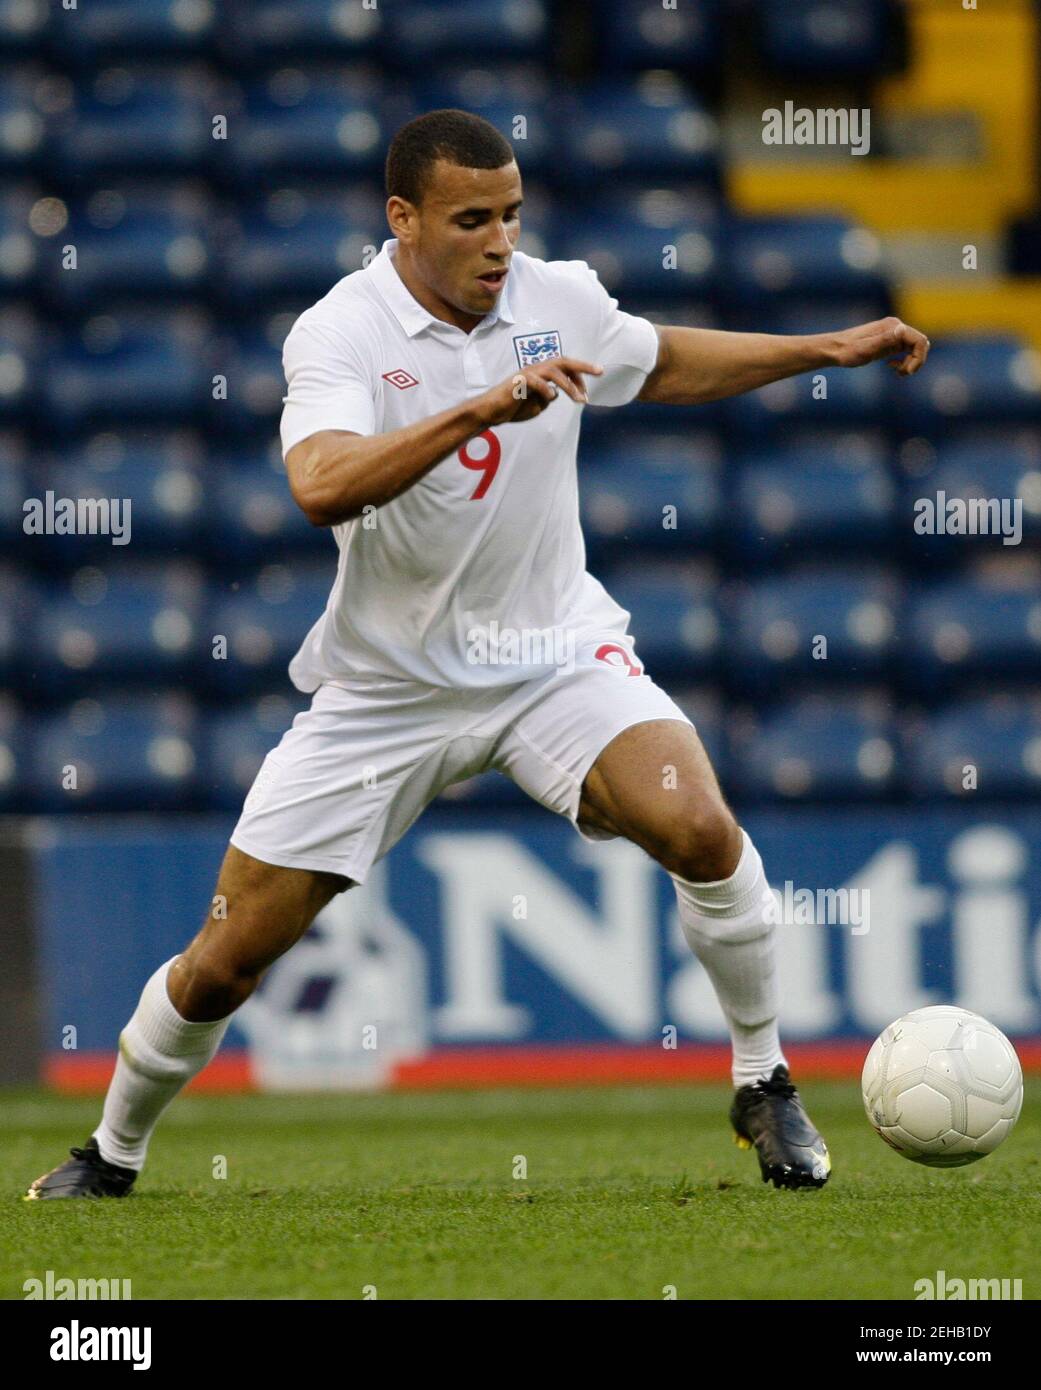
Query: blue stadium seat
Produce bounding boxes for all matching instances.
[561,192,720,299]
[40,316,212,432]
[600,0,721,73]
[50,0,217,64]
[730,567,900,692]
[51,71,211,181]
[217,324,290,435]
[31,563,206,695]
[37,432,207,561]
[29,694,200,812]
[904,694,1041,800]
[757,0,891,76]
[732,433,895,562]
[0,69,46,174]
[0,433,29,559]
[730,694,898,801]
[745,297,893,338]
[664,686,727,778]
[203,693,307,811]
[0,695,26,811]
[598,561,720,677]
[221,0,383,65]
[205,561,337,694]
[580,430,722,552]
[725,217,888,306]
[40,190,212,311]
[222,73,388,186]
[0,187,38,294]
[211,449,327,563]
[416,66,554,177]
[895,337,1041,433]
[562,76,720,184]
[0,565,38,686]
[0,308,39,421]
[724,360,890,436]
[897,428,1041,556]
[904,570,1041,690]
[220,190,385,312]
[0,0,47,55]
[384,0,550,68]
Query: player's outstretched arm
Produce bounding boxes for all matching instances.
[637,316,930,406]
[286,356,602,526]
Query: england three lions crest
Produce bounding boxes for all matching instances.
[513,330,563,369]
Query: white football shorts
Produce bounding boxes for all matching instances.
[230,637,694,884]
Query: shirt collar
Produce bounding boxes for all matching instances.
[369,238,515,336]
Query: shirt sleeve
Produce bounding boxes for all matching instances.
[580,267,661,408]
[279,316,378,457]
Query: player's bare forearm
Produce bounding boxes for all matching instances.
[637,316,930,406]
[285,399,494,526]
[286,356,599,526]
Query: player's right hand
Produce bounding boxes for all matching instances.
[481,358,604,424]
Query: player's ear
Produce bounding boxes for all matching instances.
[386,195,417,244]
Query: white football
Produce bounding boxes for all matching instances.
[862,1006,1023,1167]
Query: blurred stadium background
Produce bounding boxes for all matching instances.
[3,0,1041,1093]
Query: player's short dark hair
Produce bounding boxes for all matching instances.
[385,109,516,206]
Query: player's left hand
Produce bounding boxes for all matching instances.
[831,316,931,375]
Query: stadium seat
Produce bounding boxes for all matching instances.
[203,693,307,811]
[40,189,213,312]
[0,694,26,812]
[0,308,39,422]
[217,324,292,436]
[597,561,721,678]
[599,0,721,74]
[897,428,1041,558]
[49,0,217,64]
[205,561,337,695]
[40,316,212,432]
[37,432,208,562]
[219,190,386,313]
[903,569,1041,690]
[51,71,212,182]
[220,0,384,66]
[756,0,892,77]
[211,449,327,563]
[724,360,891,436]
[579,430,722,553]
[0,186,38,295]
[0,0,47,55]
[560,191,720,299]
[220,72,389,187]
[725,217,888,307]
[729,694,898,801]
[561,75,720,185]
[895,336,1041,433]
[415,66,555,177]
[383,0,550,69]
[729,567,900,693]
[0,565,38,687]
[731,433,895,563]
[31,563,206,696]
[28,693,200,812]
[0,433,28,560]
[0,69,46,174]
[904,694,1041,800]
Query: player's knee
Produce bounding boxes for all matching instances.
[174,946,262,1020]
[655,800,741,883]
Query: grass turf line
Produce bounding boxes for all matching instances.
[2,1083,1039,1300]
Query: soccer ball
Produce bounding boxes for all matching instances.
[861,1006,1023,1167]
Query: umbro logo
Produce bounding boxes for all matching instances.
[382,369,419,390]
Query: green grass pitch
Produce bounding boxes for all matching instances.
[3,1082,1039,1300]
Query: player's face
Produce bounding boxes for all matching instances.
[396,159,523,326]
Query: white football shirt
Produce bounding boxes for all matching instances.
[280,237,660,689]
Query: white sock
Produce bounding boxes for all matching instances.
[671,829,787,1089]
[93,958,232,1171]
